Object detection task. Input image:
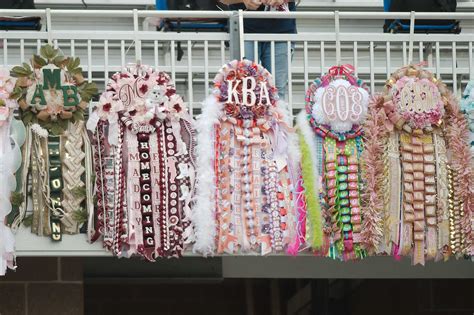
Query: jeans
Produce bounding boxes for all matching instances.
[244,41,292,100]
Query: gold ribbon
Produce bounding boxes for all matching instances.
[61,121,86,234]
[386,133,401,254]
[433,131,449,255]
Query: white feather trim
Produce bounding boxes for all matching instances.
[276,100,292,126]
[285,128,301,247]
[287,131,301,177]
[275,99,302,173]
[296,111,321,190]
[30,123,49,138]
[192,95,222,256]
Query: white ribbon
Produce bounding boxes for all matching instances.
[170,119,187,156]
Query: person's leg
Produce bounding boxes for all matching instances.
[244,41,292,100]
[259,42,289,100]
[243,41,256,63]
[273,41,290,100]
[259,42,271,71]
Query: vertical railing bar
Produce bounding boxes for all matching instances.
[20,39,25,63]
[469,41,473,80]
[87,39,92,83]
[36,39,41,54]
[419,41,423,62]
[46,8,52,45]
[229,11,240,60]
[204,40,209,95]
[408,11,415,64]
[3,39,7,66]
[320,41,325,76]
[270,41,275,78]
[386,42,391,79]
[452,42,457,96]
[436,41,440,79]
[154,40,159,68]
[287,40,293,122]
[254,40,258,63]
[121,40,125,69]
[304,40,309,92]
[370,41,375,93]
[133,9,141,62]
[220,40,225,65]
[427,43,433,68]
[70,39,75,57]
[104,40,109,85]
[335,10,341,65]
[402,41,407,65]
[187,39,194,116]
[171,40,176,82]
[238,9,244,59]
[353,41,358,76]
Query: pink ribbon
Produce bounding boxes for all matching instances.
[287,177,307,256]
[327,64,355,77]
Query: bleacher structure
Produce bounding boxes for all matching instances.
[0,1,473,277]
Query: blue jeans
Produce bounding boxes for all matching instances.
[244,41,291,100]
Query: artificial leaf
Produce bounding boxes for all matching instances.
[73,57,81,69]
[33,54,47,68]
[22,111,34,125]
[72,109,84,122]
[22,214,33,227]
[67,57,83,75]
[57,118,68,130]
[10,86,24,100]
[11,66,31,77]
[40,44,57,60]
[10,192,24,207]
[72,208,88,224]
[50,123,64,136]
[71,186,86,199]
[79,82,98,101]
[22,62,32,73]
[42,121,53,130]
[53,56,66,67]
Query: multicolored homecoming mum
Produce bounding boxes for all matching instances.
[9,45,97,242]
[295,64,370,260]
[193,60,299,256]
[362,65,473,265]
[87,64,196,260]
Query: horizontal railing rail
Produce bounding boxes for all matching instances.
[0,9,473,112]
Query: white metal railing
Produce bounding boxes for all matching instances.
[243,11,474,111]
[0,9,474,259]
[1,9,474,116]
[31,0,474,10]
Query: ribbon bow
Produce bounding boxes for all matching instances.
[328,64,355,77]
